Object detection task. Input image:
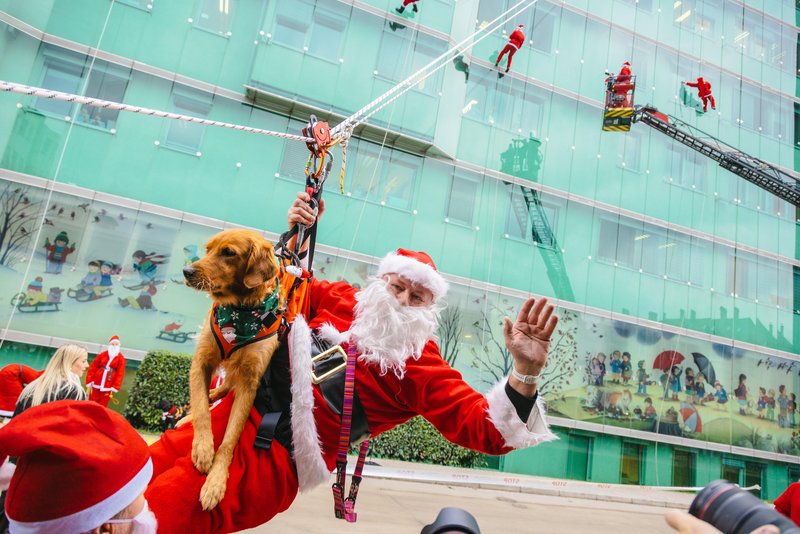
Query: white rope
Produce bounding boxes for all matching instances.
[356,0,537,129]
[0,81,314,143]
[331,0,539,136]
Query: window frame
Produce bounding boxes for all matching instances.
[163,86,213,154]
[446,171,482,226]
[35,47,130,132]
[347,144,420,212]
[194,0,235,37]
[271,0,348,65]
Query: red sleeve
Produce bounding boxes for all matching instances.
[774,483,797,518]
[86,354,102,386]
[686,81,699,88]
[395,343,512,456]
[110,355,126,391]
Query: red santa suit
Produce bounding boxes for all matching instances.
[86,336,126,407]
[146,250,555,534]
[686,76,715,112]
[610,61,633,107]
[495,25,525,72]
[0,364,43,417]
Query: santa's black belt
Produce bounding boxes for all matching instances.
[253,332,370,455]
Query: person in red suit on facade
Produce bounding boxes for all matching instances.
[86,335,126,407]
[495,24,525,73]
[0,364,43,418]
[144,192,558,534]
[684,76,716,112]
[395,0,419,13]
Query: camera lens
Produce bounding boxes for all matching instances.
[690,480,800,534]
[421,507,481,534]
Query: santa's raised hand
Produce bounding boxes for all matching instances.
[503,296,558,397]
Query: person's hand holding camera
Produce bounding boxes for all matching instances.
[666,510,780,534]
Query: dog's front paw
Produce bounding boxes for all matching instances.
[200,463,229,510]
[208,386,228,403]
[192,436,215,474]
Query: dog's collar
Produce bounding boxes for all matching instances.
[213,279,282,344]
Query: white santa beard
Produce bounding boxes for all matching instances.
[108,345,120,358]
[349,279,441,379]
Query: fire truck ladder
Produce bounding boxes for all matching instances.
[509,184,576,301]
[632,105,800,208]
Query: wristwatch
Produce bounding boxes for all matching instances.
[511,367,541,385]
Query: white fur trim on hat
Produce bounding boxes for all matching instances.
[485,380,558,449]
[7,458,152,534]
[289,315,331,492]
[377,253,448,302]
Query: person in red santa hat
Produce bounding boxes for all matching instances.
[0,364,43,419]
[495,24,525,73]
[605,61,633,108]
[683,76,716,112]
[144,191,558,534]
[86,335,126,407]
[0,400,157,533]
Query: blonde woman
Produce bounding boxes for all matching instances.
[14,344,89,417]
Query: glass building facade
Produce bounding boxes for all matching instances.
[0,0,797,499]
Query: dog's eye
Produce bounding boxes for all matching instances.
[220,248,237,257]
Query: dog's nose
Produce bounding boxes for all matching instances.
[183,266,197,280]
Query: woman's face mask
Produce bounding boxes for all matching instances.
[105,499,158,534]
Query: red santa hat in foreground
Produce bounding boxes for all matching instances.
[376,248,448,303]
[0,400,152,533]
[109,335,120,344]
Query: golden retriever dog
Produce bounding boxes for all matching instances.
[183,228,281,510]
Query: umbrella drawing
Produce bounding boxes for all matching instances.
[652,350,685,371]
[680,402,702,433]
[691,352,716,385]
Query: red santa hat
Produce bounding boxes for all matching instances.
[377,248,448,302]
[0,401,152,533]
[108,335,119,344]
[516,24,524,29]
[623,61,631,66]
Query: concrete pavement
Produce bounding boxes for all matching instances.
[242,458,695,533]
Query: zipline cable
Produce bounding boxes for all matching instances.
[332,0,540,136]
[0,81,314,143]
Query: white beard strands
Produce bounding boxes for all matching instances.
[349,279,441,379]
[108,344,120,358]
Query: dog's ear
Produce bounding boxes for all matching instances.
[244,238,279,289]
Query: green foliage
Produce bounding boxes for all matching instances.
[366,416,488,468]
[124,350,192,431]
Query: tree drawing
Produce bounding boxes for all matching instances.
[471,304,579,395]
[0,184,42,267]
[537,309,579,395]
[437,304,463,367]
[471,305,514,387]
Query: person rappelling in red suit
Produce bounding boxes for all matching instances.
[395,0,419,13]
[495,24,525,73]
[684,76,716,112]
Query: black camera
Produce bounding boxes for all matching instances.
[421,507,481,534]
[689,480,800,534]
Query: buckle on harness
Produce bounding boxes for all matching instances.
[311,345,347,385]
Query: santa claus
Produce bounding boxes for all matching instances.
[86,335,126,407]
[495,24,525,73]
[145,192,557,533]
